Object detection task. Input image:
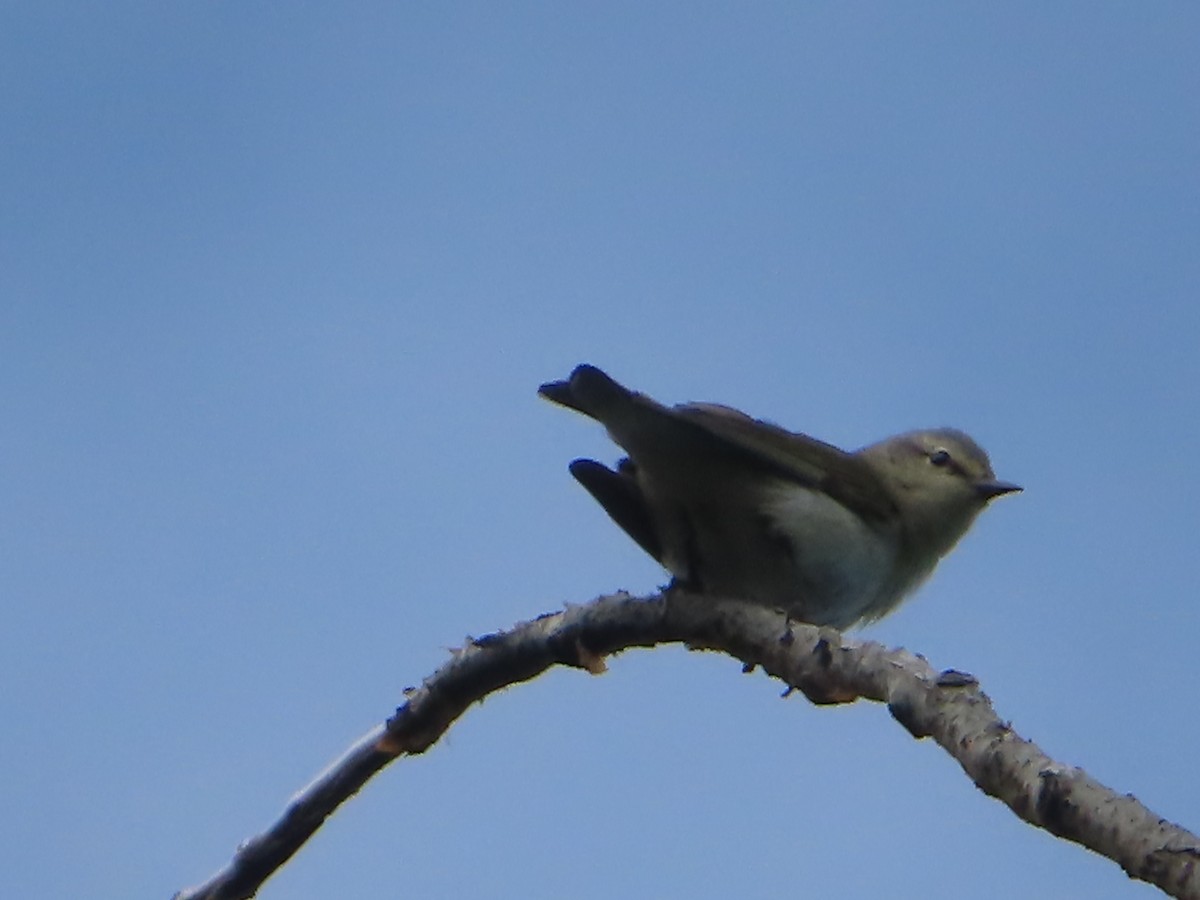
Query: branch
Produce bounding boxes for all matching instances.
[174,590,1200,900]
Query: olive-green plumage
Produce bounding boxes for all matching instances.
[540,364,1019,628]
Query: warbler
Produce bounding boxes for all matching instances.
[540,364,1020,628]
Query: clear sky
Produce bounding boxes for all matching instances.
[3,5,1197,899]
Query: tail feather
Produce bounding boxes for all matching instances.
[536,378,585,413]
[537,364,632,418]
[568,458,663,563]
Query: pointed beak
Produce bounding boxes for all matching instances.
[976,479,1022,500]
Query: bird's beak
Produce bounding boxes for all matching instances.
[976,479,1022,500]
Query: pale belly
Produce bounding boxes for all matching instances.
[661,479,903,629]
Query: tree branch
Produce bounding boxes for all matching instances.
[173,590,1200,900]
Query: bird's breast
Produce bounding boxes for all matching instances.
[756,481,901,626]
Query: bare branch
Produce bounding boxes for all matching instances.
[174,591,1200,900]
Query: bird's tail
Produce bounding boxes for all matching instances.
[537,364,632,419]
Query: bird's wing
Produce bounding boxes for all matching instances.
[538,365,898,524]
[674,402,899,524]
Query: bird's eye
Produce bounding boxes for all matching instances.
[929,448,952,467]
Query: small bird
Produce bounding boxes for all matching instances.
[539,364,1020,628]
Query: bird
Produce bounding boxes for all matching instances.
[539,364,1020,629]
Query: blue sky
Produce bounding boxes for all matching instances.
[2,5,1197,898]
